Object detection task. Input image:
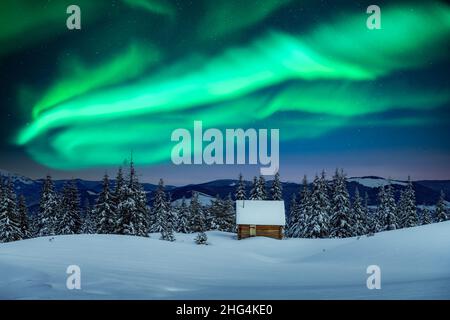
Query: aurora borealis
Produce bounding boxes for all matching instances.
[1,0,449,183]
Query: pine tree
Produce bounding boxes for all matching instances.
[56,180,81,235]
[249,176,258,200]
[176,197,190,233]
[81,199,97,234]
[352,188,367,236]
[330,169,353,238]
[161,192,176,241]
[0,178,22,242]
[377,182,398,231]
[297,176,311,238]
[190,192,205,233]
[153,178,169,234]
[270,172,283,200]
[96,174,116,234]
[286,193,299,238]
[113,167,125,232]
[304,172,330,238]
[235,173,246,200]
[435,190,448,222]
[38,175,59,236]
[118,160,150,237]
[17,195,31,239]
[256,176,267,200]
[421,207,432,225]
[193,192,208,244]
[218,194,235,232]
[401,177,418,228]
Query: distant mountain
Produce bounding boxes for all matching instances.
[1,170,449,215]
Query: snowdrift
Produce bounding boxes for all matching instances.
[1,221,449,299]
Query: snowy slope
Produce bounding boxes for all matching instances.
[1,222,449,300]
[348,177,407,188]
[171,192,215,206]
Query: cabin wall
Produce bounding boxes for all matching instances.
[237,225,283,240]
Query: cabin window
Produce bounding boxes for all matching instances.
[250,225,256,236]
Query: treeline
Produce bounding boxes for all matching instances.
[1,167,449,243]
[285,170,448,238]
[0,161,236,244]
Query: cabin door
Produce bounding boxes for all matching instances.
[250,225,256,237]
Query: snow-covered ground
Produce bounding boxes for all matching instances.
[1,222,449,300]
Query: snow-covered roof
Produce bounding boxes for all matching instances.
[236,200,286,226]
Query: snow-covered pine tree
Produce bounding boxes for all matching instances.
[297,175,311,238]
[190,192,205,233]
[330,169,353,238]
[96,174,116,234]
[81,199,96,234]
[161,192,176,241]
[304,172,330,238]
[401,177,418,228]
[113,167,125,233]
[57,180,82,235]
[249,176,258,200]
[377,182,398,231]
[235,173,246,200]
[286,193,299,238]
[176,197,190,233]
[38,175,59,236]
[209,194,224,230]
[435,190,448,222]
[352,187,367,236]
[120,160,150,237]
[193,192,208,245]
[396,190,407,229]
[153,178,169,234]
[256,175,267,200]
[270,172,283,200]
[17,195,31,239]
[0,178,22,242]
[421,207,432,225]
[219,194,235,232]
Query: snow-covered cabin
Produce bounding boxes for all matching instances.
[236,200,286,240]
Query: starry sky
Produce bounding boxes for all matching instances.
[0,0,449,184]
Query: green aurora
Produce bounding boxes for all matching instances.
[4,1,450,170]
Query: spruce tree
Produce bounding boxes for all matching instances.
[377,182,398,231]
[286,193,299,238]
[297,175,311,238]
[330,169,353,238]
[82,199,96,234]
[249,176,258,200]
[304,172,330,238]
[18,195,31,239]
[401,177,418,228]
[190,192,204,233]
[219,194,236,232]
[153,178,169,234]
[235,173,246,200]
[256,176,267,200]
[421,207,432,225]
[435,190,448,222]
[0,179,22,242]
[353,188,368,236]
[119,160,150,237]
[270,172,283,200]
[96,174,116,234]
[176,197,190,233]
[38,175,59,236]
[193,192,208,244]
[57,180,82,235]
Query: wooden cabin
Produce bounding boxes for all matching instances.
[236,200,285,240]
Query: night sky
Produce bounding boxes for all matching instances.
[1,0,449,184]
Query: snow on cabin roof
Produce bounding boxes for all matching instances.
[236,200,286,226]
